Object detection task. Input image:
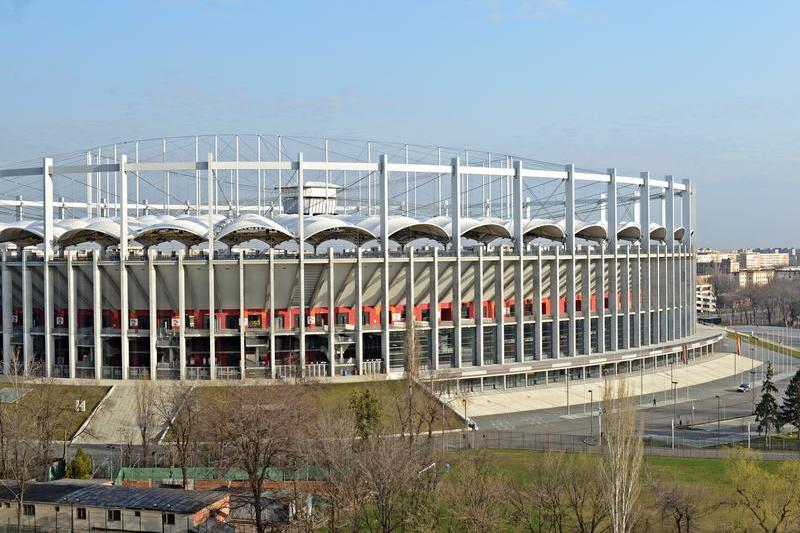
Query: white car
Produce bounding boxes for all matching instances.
[737,383,752,393]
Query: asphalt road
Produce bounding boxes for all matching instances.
[473,333,799,448]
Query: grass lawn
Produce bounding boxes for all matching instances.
[192,380,464,432]
[0,382,109,439]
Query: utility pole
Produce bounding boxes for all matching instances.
[588,389,594,438]
[715,395,721,448]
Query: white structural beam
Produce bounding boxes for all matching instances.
[607,168,619,353]
[380,154,390,374]
[565,164,576,358]
[119,154,129,380]
[452,158,463,368]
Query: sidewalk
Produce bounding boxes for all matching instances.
[463,353,761,417]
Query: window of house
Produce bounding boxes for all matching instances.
[134,511,140,517]
[163,513,176,525]
[77,508,87,520]
[23,504,35,516]
[108,509,121,522]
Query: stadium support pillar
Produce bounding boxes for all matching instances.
[178,250,186,380]
[621,248,631,349]
[355,248,363,374]
[550,247,560,359]
[21,252,31,374]
[119,154,129,380]
[431,248,440,370]
[380,154,390,374]
[496,248,506,363]
[328,248,336,377]
[533,247,542,361]
[92,250,102,379]
[43,158,54,377]
[666,175,676,341]
[239,250,246,380]
[682,178,693,333]
[207,152,216,380]
[595,247,605,354]
[476,247,484,367]
[2,253,11,375]
[607,168,618,352]
[148,249,157,380]
[582,249,592,355]
[513,160,524,362]
[405,248,415,369]
[640,172,651,346]
[452,158,463,368]
[86,152,93,218]
[66,252,76,379]
[632,244,642,348]
[565,164,576,358]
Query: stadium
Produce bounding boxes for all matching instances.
[0,135,720,390]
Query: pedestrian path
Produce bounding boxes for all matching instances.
[462,353,760,417]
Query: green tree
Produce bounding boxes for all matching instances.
[349,389,381,441]
[779,368,800,438]
[755,362,781,447]
[65,448,92,479]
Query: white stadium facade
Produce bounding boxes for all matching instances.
[0,135,720,390]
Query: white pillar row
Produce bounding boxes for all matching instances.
[452,157,463,368]
[550,247,560,359]
[640,172,651,346]
[297,152,306,375]
[239,249,246,380]
[42,158,54,377]
[119,154,129,380]
[148,249,157,380]
[666,175,676,341]
[207,152,216,380]
[328,248,336,377]
[682,178,693,335]
[2,253,12,375]
[475,247,484,367]
[565,164,576,357]
[512,160,524,362]
[595,247,605,354]
[431,248,440,369]
[21,252,31,374]
[67,251,77,379]
[621,248,631,350]
[178,249,186,380]
[354,248,363,374]
[92,250,102,379]
[582,250,592,355]
[496,248,506,363]
[268,248,276,378]
[632,244,642,348]
[606,168,618,352]
[379,154,390,373]
[405,247,415,370]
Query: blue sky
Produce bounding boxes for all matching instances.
[1,0,798,248]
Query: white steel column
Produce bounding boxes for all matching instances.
[476,247,484,367]
[534,247,543,361]
[355,248,363,374]
[582,250,592,355]
[119,154,129,380]
[655,244,662,343]
[431,249,440,369]
[405,248,415,369]
[682,178,693,334]
[565,164,576,357]
[607,168,619,352]
[452,158,463,368]
[632,244,642,348]
[641,172,651,345]
[178,250,186,380]
[595,247,606,354]
[148,249,157,380]
[43,158,54,377]
[496,249,506,363]
[328,248,336,377]
[379,154,390,373]
[21,252,31,374]
[86,153,93,218]
[2,253,11,375]
[621,248,631,349]
[92,250,102,379]
[268,249,276,378]
[550,248,560,359]
[207,153,216,380]
[239,250,246,380]
[513,160,524,362]
[67,252,76,379]
[666,175,676,341]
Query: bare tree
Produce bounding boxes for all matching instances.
[601,379,644,533]
[727,447,800,532]
[646,468,722,533]
[134,380,157,466]
[208,385,309,533]
[563,453,608,533]
[511,452,567,532]
[446,452,508,532]
[156,383,200,489]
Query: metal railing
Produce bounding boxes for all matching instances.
[76,367,95,379]
[101,367,122,379]
[362,359,383,375]
[128,367,151,380]
[52,365,69,378]
[156,368,180,380]
[215,366,241,380]
[245,366,271,379]
[185,367,210,380]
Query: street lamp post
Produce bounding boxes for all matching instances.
[588,389,594,439]
[750,370,756,413]
[672,380,678,424]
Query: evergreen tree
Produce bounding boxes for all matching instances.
[349,389,381,441]
[779,368,800,438]
[755,362,781,447]
[65,448,92,479]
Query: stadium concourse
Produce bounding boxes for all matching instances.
[0,135,709,395]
